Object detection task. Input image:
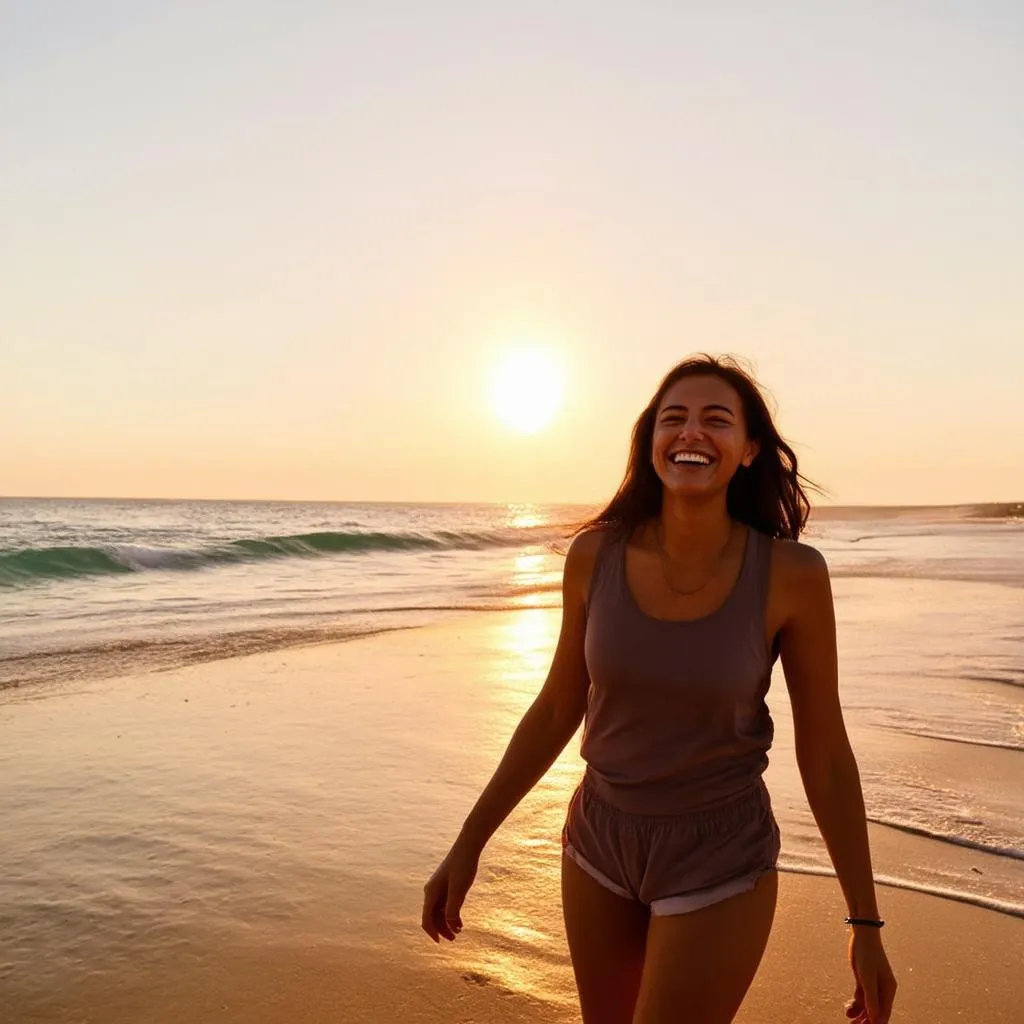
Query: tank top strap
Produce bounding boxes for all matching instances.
[735,526,772,623]
[584,529,626,612]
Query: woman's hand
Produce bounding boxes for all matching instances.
[845,928,897,1023]
[421,840,481,943]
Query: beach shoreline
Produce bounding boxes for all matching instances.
[2,610,1021,1022]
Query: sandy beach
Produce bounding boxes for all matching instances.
[3,610,1021,1023]
[7,0,1023,1018]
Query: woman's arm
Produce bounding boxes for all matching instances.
[775,542,897,1023]
[776,543,880,918]
[422,530,600,942]
[455,530,598,851]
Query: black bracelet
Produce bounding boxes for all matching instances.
[845,916,885,928]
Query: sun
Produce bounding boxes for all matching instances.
[490,347,564,434]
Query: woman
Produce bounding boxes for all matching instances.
[422,354,897,1024]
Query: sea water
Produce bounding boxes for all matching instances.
[2,498,1022,923]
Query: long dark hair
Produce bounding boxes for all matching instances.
[573,354,817,542]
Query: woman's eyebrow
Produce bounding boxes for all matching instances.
[660,403,735,416]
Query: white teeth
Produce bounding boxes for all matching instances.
[671,451,711,465]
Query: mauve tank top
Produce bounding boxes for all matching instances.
[581,525,777,815]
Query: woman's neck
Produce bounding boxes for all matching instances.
[656,494,733,560]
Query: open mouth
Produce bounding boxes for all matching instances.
[669,449,714,468]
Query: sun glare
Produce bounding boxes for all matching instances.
[490,347,564,434]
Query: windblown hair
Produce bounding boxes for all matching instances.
[573,354,816,542]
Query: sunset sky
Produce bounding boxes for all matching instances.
[3,2,1021,505]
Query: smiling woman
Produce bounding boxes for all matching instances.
[490,347,564,435]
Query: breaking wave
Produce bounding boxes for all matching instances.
[0,526,560,587]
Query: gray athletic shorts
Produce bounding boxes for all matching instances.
[562,775,781,916]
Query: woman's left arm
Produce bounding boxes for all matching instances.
[776,543,897,1024]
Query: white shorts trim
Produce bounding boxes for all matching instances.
[563,843,775,917]
[650,867,775,916]
[562,841,633,900]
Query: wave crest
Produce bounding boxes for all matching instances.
[0,527,558,587]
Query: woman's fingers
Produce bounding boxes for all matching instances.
[421,883,440,942]
[863,979,881,1023]
[877,970,898,1023]
[421,877,449,942]
[421,906,438,943]
[444,853,479,938]
[865,988,882,1023]
[852,970,896,1023]
[423,849,479,944]
[845,982,864,1018]
[434,897,457,941]
[444,876,468,936]
[860,952,897,1022]
[422,874,461,942]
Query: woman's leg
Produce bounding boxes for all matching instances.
[633,869,778,1024]
[561,852,650,1024]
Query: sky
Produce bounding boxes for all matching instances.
[2,1,1021,505]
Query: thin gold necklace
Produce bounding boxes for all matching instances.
[653,521,735,597]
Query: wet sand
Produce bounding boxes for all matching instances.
[2,611,1021,1022]
[5,874,1020,1024]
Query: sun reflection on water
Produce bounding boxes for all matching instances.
[496,607,560,685]
[514,552,546,575]
[508,550,563,609]
[504,503,548,529]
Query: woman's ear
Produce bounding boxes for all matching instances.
[741,440,761,468]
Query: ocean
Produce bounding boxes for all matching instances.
[2,497,1022,932]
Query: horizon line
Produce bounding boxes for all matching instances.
[1,495,1020,511]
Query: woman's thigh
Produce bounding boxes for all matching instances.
[561,852,649,1024]
[633,868,778,1024]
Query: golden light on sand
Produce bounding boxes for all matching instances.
[490,347,563,434]
[499,607,559,678]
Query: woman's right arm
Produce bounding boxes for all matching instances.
[421,529,602,942]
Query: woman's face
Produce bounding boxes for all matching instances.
[651,374,760,497]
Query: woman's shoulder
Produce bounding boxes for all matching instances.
[566,524,618,565]
[564,526,620,598]
[767,536,828,576]
[766,536,832,615]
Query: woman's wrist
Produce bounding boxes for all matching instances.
[454,822,489,856]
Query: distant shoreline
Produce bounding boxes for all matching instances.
[2,495,1021,515]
